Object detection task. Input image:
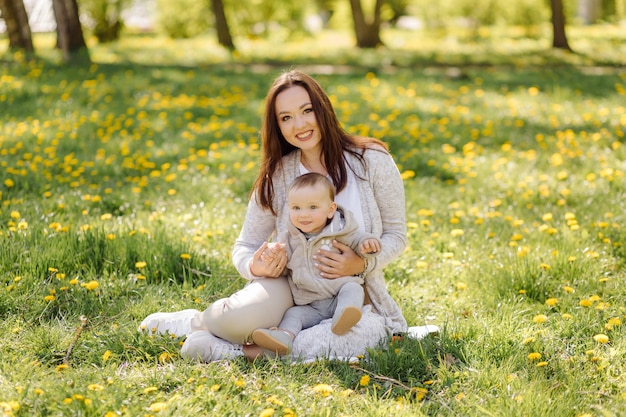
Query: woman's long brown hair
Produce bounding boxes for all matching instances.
[252,70,388,215]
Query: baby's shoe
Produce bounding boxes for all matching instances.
[331,305,362,335]
[251,328,293,356]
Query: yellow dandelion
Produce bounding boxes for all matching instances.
[81,280,99,290]
[234,378,245,388]
[135,261,147,269]
[87,384,104,391]
[533,314,548,324]
[593,334,609,344]
[159,352,172,363]
[562,313,573,320]
[456,282,467,291]
[312,383,334,397]
[0,400,20,413]
[180,253,191,260]
[34,388,45,395]
[340,389,354,398]
[359,375,370,387]
[266,395,283,406]
[536,361,548,367]
[579,299,593,307]
[545,298,558,307]
[563,285,574,293]
[143,386,158,394]
[451,229,464,237]
[605,317,621,331]
[413,387,428,401]
[44,295,55,302]
[102,350,112,361]
[10,211,21,219]
[100,213,113,221]
[4,179,15,187]
[56,364,68,372]
[528,352,542,361]
[148,402,167,412]
[401,170,415,180]
[259,409,275,417]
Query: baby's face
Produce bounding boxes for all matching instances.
[288,184,336,234]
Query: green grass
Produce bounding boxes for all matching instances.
[1,28,625,416]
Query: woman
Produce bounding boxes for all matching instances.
[141,70,410,362]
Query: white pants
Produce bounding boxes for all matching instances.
[191,277,294,344]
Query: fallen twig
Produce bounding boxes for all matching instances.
[64,315,88,365]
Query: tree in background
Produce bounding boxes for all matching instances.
[211,0,235,50]
[82,0,126,43]
[0,0,34,51]
[349,0,383,47]
[52,0,90,62]
[551,0,572,50]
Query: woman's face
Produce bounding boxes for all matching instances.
[275,86,322,153]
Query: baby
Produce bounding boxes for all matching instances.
[252,172,381,355]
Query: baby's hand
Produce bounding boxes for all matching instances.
[360,239,381,254]
[261,242,285,262]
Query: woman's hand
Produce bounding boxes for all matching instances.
[313,240,365,279]
[250,242,288,278]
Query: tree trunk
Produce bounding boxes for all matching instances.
[0,0,34,51]
[551,0,572,50]
[577,0,601,24]
[348,0,384,48]
[210,0,235,50]
[52,0,90,63]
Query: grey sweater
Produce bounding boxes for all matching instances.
[232,146,408,332]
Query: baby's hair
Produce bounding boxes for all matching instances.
[289,172,335,201]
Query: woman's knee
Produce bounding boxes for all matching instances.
[200,278,294,344]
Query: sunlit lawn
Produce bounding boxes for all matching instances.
[0,28,625,416]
